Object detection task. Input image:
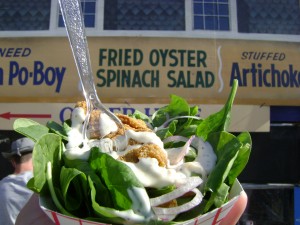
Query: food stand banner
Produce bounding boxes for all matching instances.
[0,37,299,106]
[0,103,270,132]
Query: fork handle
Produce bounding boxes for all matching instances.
[58,0,125,143]
[58,0,98,106]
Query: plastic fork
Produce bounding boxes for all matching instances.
[58,0,126,150]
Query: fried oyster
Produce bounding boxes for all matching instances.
[74,101,168,169]
[75,101,151,139]
[119,144,168,167]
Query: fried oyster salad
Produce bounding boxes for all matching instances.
[13,80,251,224]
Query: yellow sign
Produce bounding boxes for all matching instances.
[0,37,299,105]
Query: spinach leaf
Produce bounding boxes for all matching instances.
[64,156,113,207]
[131,110,152,124]
[46,162,73,217]
[87,177,138,225]
[88,178,125,223]
[196,79,238,141]
[60,166,89,215]
[88,175,176,225]
[146,185,176,198]
[205,131,241,194]
[47,121,69,141]
[203,130,251,212]
[28,133,62,194]
[167,94,190,118]
[152,106,168,127]
[152,95,190,128]
[153,95,202,139]
[213,182,230,208]
[13,118,49,142]
[206,131,238,159]
[155,120,177,140]
[174,105,199,134]
[227,132,252,186]
[88,148,144,210]
[202,182,230,213]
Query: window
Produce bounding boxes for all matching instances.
[0,0,51,31]
[237,0,300,35]
[193,0,230,31]
[103,0,185,30]
[0,0,299,42]
[58,0,96,28]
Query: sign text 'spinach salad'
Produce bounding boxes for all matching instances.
[13,79,251,225]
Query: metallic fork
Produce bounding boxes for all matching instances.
[58,0,126,150]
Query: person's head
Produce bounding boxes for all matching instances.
[1,137,34,173]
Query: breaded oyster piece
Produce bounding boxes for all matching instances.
[116,113,151,132]
[75,101,87,113]
[119,143,168,167]
[74,101,151,140]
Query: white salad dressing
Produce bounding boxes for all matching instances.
[101,208,150,224]
[64,107,91,160]
[192,137,217,174]
[66,107,85,149]
[64,109,121,160]
[70,107,86,129]
[123,157,187,189]
[126,130,165,150]
[179,161,207,179]
[127,186,153,217]
[99,113,118,137]
[64,146,91,160]
[97,138,114,153]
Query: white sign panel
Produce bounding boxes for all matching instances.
[0,103,269,132]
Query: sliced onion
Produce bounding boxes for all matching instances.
[166,136,195,165]
[152,188,203,221]
[150,176,202,207]
[156,116,201,130]
[154,214,177,222]
[163,135,189,144]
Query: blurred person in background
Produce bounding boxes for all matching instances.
[0,134,14,180]
[0,137,35,225]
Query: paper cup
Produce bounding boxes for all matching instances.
[40,180,243,225]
